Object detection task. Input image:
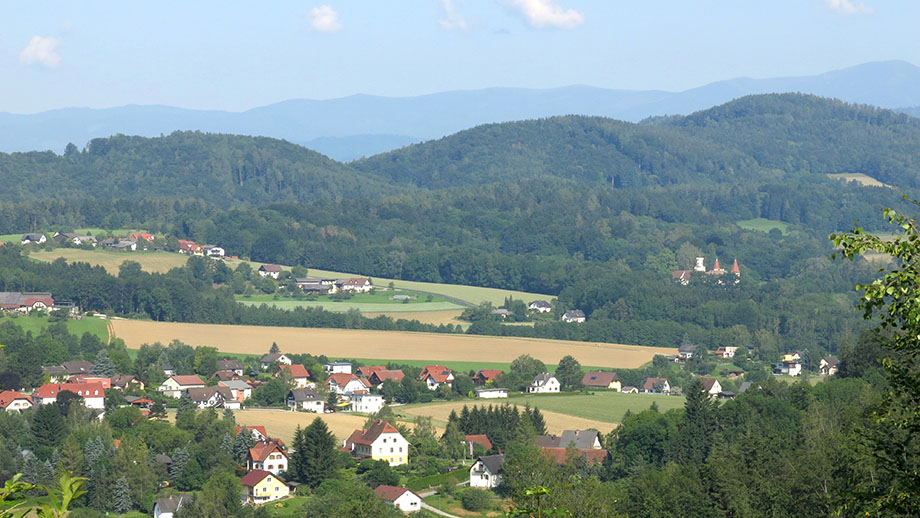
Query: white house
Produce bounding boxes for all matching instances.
[202,245,225,257]
[528,300,552,313]
[277,364,311,388]
[641,377,671,395]
[562,310,586,323]
[475,387,509,399]
[527,373,560,393]
[322,362,353,374]
[326,373,371,395]
[774,354,803,377]
[0,391,33,412]
[343,420,409,466]
[219,380,252,403]
[153,495,191,518]
[260,353,292,370]
[187,386,236,409]
[470,454,505,489]
[337,277,373,293]
[32,383,106,410]
[247,441,288,475]
[258,264,283,279]
[418,365,454,391]
[375,486,421,513]
[20,233,46,245]
[350,393,385,414]
[819,356,839,376]
[287,388,325,413]
[700,378,723,398]
[157,375,206,398]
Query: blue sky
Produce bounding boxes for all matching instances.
[0,0,915,113]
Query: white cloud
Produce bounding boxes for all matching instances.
[439,0,468,30]
[825,0,874,15]
[504,0,584,29]
[310,5,343,32]
[19,36,61,67]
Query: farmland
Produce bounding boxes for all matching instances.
[232,409,372,445]
[826,172,893,188]
[110,320,675,368]
[2,314,110,341]
[237,291,465,313]
[30,249,186,274]
[736,218,792,235]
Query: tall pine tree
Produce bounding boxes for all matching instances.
[300,418,337,488]
[113,475,132,513]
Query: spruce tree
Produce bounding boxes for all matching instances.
[31,403,66,453]
[148,401,167,421]
[92,349,116,377]
[301,417,337,488]
[672,377,715,465]
[220,433,235,457]
[529,406,547,435]
[288,425,306,483]
[169,447,189,483]
[233,426,255,464]
[270,342,280,354]
[113,475,132,513]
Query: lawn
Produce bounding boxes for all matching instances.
[237,291,465,313]
[424,493,506,517]
[264,495,310,518]
[736,218,792,235]
[30,248,187,274]
[1,314,110,341]
[504,391,685,423]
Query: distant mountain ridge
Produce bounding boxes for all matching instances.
[2,61,920,161]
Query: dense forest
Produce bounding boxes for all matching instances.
[0,94,917,356]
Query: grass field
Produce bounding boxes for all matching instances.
[238,295,465,314]
[504,391,684,423]
[736,218,792,234]
[110,320,675,369]
[1,314,110,341]
[398,400,618,435]
[30,249,187,274]
[826,173,893,188]
[424,493,505,517]
[29,248,552,306]
[360,309,467,327]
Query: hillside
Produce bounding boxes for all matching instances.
[0,131,396,204]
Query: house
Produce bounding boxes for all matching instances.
[528,300,552,313]
[124,396,153,409]
[111,374,144,391]
[277,364,311,388]
[219,379,253,403]
[466,434,492,452]
[678,344,698,360]
[472,369,503,385]
[357,365,386,378]
[295,277,338,294]
[258,264,283,279]
[326,373,371,395]
[537,430,602,450]
[490,308,512,319]
[218,359,245,376]
[369,369,405,387]
[202,245,225,257]
[819,356,839,376]
[153,494,191,518]
[157,375,206,398]
[69,376,111,388]
[350,393,385,414]
[470,454,505,489]
[131,233,155,243]
[475,387,509,399]
[671,269,692,285]
[542,448,609,465]
[177,240,203,255]
[33,383,105,409]
[236,425,271,443]
[53,232,96,246]
[343,419,409,466]
[727,370,745,378]
[641,377,671,395]
[527,373,560,394]
[247,441,288,475]
[620,386,638,394]
[418,366,454,391]
[323,361,353,374]
[187,386,236,409]
[260,353,292,370]
[700,378,723,398]
[0,391,33,412]
[109,239,137,252]
[162,363,176,377]
[287,388,324,413]
[581,371,622,391]
[241,469,290,504]
[0,292,55,312]
[212,370,240,382]
[716,346,739,358]
[337,277,373,293]
[774,354,803,377]
[43,360,95,382]
[21,233,46,245]
[374,485,421,513]
[561,310,586,323]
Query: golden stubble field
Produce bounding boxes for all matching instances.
[233,409,372,445]
[111,320,675,368]
[399,401,616,435]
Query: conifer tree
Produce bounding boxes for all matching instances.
[91,349,116,377]
[288,425,306,483]
[672,377,714,465]
[529,406,547,435]
[113,475,132,513]
[169,447,189,483]
[300,417,337,488]
[233,427,255,464]
[270,342,280,354]
[220,433,235,457]
[148,401,167,421]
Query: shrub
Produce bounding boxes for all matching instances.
[460,488,492,512]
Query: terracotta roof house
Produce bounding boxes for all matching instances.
[258,264,283,279]
[277,364,311,388]
[418,366,454,391]
[212,370,240,382]
[343,420,409,466]
[357,365,387,378]
[581,371,622,391]
[369,369,405,387]
[465,434,492,451]
[158,375,206,398]
[337,277,373,293]
[236,425,271,442]
[33,383,106,409]
[374,485,421,513]
[0,390,33,412]
[177,240,203,255]
[247,441,288,475]
[641,377,671,395]
[472,369,504,384]
[326,373,371,395]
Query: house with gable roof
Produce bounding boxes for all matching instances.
[33,383,106,409]
[258,264,283,279]
[641,377,671,395]
[0,292,55,313]
[260,353,292,370]
[337,277,373,293]
[357,365,387,378]
[217,359,244,376]
[369,369,405,387]
[276,364,311,388]
[581,371,622,391]
[241,470,290,504]
[528,300,552,313]
[153,494,191,518]
[287,388,324,413]
[561,310,586,323]
[219,379,252,403]
[343,419,409,466]
[326,373,371,395]
[374,485,421,513]
[819,356,839,376]
[700,378,723,398]
[236,425,271,443]
[187,386,236,409]
[158,375,205,398]
[470,454,505,489]
[21,233,46,245]
[418,365,454,391]
[247,441,288,475]
[472,369,503,385]
[527,373,560,393]
[0,391,33,412]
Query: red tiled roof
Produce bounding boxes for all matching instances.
[370,370,405,384]
[240,469,272,487]
[642,377,667,390]
[279,364,310,378]
[260,264,283,272]
[419,366,453,383]
[170,375,205,386]
[541,448,609,465]
[340,277,371,287]
[348,420,400,446]
[581,371,620,388]
[358,366,387,377]
[327,373,366,388]
[465,434,492,450]
[474,369,503,382]
[374,485,414,502]
[236,425,269,438]
[131,233,154,242]
[34,383,105,399]
[0,390,32,408]
[248,441,285,463]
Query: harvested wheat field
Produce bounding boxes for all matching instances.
[362,309,466,326]
[111,320,674,368]
[233,409,375,445]
[399,401,616,435]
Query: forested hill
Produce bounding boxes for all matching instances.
[0,132,399,205]
[356,93,920,190]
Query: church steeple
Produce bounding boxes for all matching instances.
[731,258,740,275]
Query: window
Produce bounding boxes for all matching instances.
[390,447,394,453]
[399,447,403,452]
[275,486,279,492]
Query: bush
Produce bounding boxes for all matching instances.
[460,488,492,512]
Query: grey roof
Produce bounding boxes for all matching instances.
[42,365,67,375]
[289,388,322,402]
[477,454,505,475]
[822,356,840,366]
[261,353,285,363]
[220,380,252,391]
[529,300,551,308]
[155,453,172,465]
[218,359,243,370]
[678,344,699,353]
[563,310,585,319]
[324,361,352,367]
[61,360,94,375]
[537,430,599,450]
[531,373,555,387]
[21,233,44,242]
[737,381,753,394]
[155,494,191,514]
[490,309,512,316]
[186,386,232,402]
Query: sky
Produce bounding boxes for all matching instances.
[0,0,917,113]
